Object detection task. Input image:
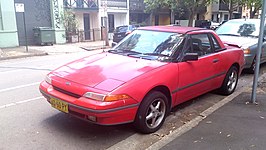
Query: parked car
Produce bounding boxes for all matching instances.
[195,20,211,29]
[112,25,139,47]
[216,19,266,73]
[40,26,244,133]
[210,21,220,30]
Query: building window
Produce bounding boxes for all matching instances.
[224,14,229,20]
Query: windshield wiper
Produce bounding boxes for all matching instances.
[244,35,258,38]
[117,49,142,54]
[109,49,144,56]
[218,34,240,37]
[108,49,119,53]
[142,53,169,57]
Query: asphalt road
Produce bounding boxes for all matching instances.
[0,52,265,150]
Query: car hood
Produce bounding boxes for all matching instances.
[219,35,258,48]
[52,52,167,91]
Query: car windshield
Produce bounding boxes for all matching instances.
[111,30,183,59]
[216,20,261,37]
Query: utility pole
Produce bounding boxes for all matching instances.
[251,0,266,103]
[15,3,28,52]
[103,0,109,46]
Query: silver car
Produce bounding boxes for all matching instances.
[216,19,266,73]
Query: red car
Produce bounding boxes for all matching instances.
[40,26,245,133]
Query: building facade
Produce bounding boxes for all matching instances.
[63,0,100,41]
[0,0,65,48]
[129,0,150,25]
[0,0,19,48]
[0,0,130,48]
[206,0,241,23]
[63,0,129,41]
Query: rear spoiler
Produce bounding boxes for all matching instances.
[223,42,241,48]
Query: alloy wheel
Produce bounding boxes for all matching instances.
[145,98,166,129]
[227,69,237,92]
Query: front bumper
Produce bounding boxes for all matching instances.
[244,54,255,69]
[39,81,139,125]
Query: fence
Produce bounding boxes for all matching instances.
[66,28,104,43]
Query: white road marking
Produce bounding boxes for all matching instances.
[0,96,43,109]
[0,65,53,74]
[0,82,40,93]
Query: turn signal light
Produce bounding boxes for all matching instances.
[104,94,131,102]
[244,48,251,54]
[83,92,131,102]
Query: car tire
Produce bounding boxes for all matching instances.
[134,91,168,134]
[218,66,239,95]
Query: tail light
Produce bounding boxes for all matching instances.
[126,31,132,35]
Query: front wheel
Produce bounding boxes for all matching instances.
[218,66,239,95]
[134,91,168,134]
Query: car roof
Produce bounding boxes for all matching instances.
[138,26,210,34]
[227,19,261,23]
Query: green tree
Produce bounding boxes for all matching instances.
[61,9,78,34]
[60,9,79,42]
[243,0,262,18]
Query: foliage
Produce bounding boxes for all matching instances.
[144,0,212,26]
[61,9,78,34]
[243,0,262,18]
[220,0,244,19]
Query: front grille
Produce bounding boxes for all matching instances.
[53,86,81,98]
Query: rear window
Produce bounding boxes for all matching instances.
[115,26,128,32]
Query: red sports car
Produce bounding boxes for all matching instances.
[40,26,245,133]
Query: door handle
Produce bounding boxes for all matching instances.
[213,59,219,63]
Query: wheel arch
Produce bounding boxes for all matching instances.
[142,85,172,112]
[231,62,240,75]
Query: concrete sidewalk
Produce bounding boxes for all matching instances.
[0,40,111,61]
[149,74,266,150]
[161,92,266,150]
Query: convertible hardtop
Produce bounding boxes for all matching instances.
[138,26,211,34]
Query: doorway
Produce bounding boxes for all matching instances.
[83,14,91,40]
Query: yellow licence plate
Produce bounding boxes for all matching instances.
[50,98,69,113]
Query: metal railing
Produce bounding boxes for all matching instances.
[101,0,127,8]
[63,0,99,9]
[219,3,229,11]
[66,28,103,43]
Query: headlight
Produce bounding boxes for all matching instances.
[45,75,52,84]
[243,48,251,54]
[83,92,130,102]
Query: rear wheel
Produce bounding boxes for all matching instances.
[218,66,239,95]
[134,91,168,134]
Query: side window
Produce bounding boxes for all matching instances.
[190,34,212,56]
[210,34,221,50]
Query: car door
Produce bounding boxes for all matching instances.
[174,33,222,105]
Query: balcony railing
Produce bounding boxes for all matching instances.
[101,0,127,8]
[130,1,145,11]
[63,0,99,10]
[219,3,229,11]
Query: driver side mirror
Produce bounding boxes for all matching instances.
[183,53,199,62]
